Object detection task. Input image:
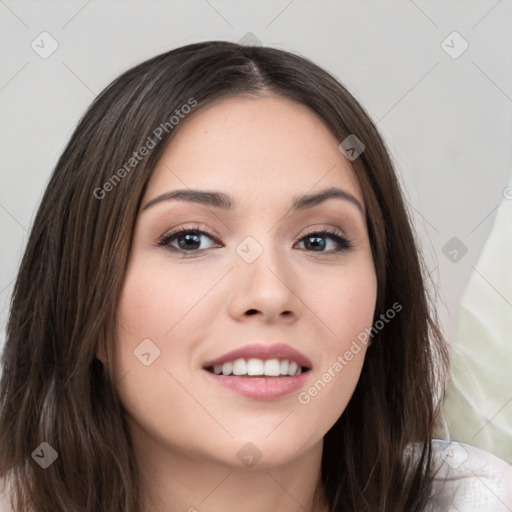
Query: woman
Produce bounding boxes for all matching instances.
[0,40,510,512]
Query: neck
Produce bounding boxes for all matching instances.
[130,421,330,512]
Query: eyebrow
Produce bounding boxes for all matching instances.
[142,186,364,215]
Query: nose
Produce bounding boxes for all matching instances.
[227,235,301,324]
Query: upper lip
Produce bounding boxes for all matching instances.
[203,343,313,370]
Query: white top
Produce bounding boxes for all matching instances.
[0,440,511,511]
[425,439,512,511]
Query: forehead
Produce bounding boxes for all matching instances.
[144,94,365,212]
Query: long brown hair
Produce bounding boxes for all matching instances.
[0,40,449,511]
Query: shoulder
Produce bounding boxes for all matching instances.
[425,439,512,511]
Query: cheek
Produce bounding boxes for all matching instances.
[116,255,216,339]
[112,259,185,404]
[112,259,205,451]
[296,349,366,442]
[298,257,377,417]
[314,256,378,350]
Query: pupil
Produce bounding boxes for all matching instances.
[179,233,200,250]
[307,236,325,251]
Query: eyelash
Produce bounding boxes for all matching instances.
[156,224,354,256]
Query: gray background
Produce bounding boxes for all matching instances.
[1,0,511,455]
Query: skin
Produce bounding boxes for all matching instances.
[103,94,378,512]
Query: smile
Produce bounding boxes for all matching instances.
[206,358,308,377]
[202,343,312,400]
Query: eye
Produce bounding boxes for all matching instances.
[156,225,354,256]
[295,228,354,253]
[156,225,221,254]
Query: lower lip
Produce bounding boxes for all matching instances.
[203,369,310,400]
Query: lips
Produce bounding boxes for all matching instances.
[202,343,312,401]
[202,343,313,373]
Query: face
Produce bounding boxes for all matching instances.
[110,94,377,470]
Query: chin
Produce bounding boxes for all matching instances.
[211,432,321,470]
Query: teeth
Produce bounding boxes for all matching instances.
[288,361,298,376]
[210,358,306,377]
[247,358,264,375]
[232,359,247,375]
[264,359,281,376]
[222,362,233,376]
